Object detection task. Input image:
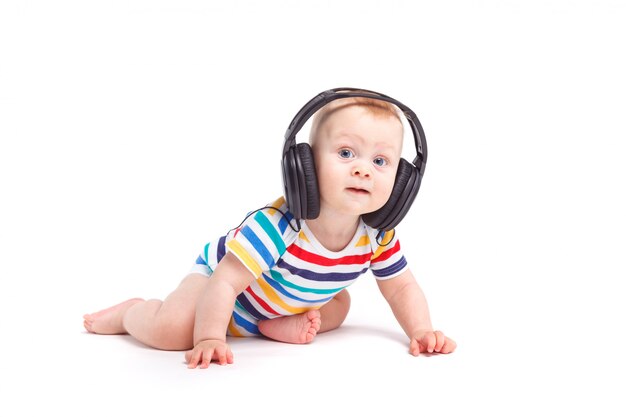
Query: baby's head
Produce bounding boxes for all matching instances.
[308,97,405,217]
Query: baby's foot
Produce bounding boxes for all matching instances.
[258,310,322,344]
[83,298,144,335]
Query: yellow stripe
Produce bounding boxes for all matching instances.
[356,235,370,247]
[371,230,394,260]
[267,196,286,215]
[257,276,310,315]
[227,240,263,277]
[228,317,243,337]
[299,230,310,243]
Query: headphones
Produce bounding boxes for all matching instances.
[281,87,428,232]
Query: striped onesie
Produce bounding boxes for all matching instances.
[190,197,408,336]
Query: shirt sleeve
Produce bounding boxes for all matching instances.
[225,198,297,278]
[191,235,227,275]
[368,229,408,280]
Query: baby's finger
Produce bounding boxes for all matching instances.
[441,337,457,354]
[434,331,445,352]
[200,348,214,369]
[422,332,436,353]
[226,346,234,364]
[187,349,201,369]
[409,338,420,356]
[214,346,229,365]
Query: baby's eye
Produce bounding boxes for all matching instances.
[373,157,388,167]
[338,149,354,159]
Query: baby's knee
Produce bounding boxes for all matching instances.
[151,315,194,350]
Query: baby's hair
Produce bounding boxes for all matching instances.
[309,95,403,146]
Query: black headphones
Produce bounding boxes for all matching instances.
[281,87,428,232]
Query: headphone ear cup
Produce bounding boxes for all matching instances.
[282,145,301,219]
[362,158,420,230]
[295,143,320,219]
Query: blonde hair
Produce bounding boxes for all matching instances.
[309,97,403,147]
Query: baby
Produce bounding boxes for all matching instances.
[83,88,456,368]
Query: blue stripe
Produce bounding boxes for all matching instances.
[241,225,275,267]
[372,256,407,278]
[277,259,367,282]
[232,311,260,334]
[195,255,207,265]
[217,236,226,262]
[277,211,294,234]
[236,294,269,321]
[264,273,334,304]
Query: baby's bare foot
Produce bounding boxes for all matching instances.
[258,310,322,344]
[298,310,322,343]
[83,298,144,335]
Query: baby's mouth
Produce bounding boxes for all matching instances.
[346,187,370,194]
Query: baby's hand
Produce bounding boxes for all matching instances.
[185,339,234,369]
[409,330,456,356]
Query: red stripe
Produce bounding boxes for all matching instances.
[371,240,401,264]
[287,244,372,266]
[246,287,280,316]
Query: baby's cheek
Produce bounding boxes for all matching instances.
[381,178,396,199]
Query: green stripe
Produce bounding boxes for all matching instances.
[204,243,214,272]
[269,270,345,295]
[254,211,287,256]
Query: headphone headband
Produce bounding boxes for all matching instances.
[283,87,428,174]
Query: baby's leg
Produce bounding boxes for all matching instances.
[318,289,351,333]
[83,273,211,351]
[257,289,350,344]
[83,298,144,335]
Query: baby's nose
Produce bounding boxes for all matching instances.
[352,165,371,178]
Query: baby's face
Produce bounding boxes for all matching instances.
[312,105,404,218]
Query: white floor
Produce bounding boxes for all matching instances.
[1,1,625,416]
[2,253,624,416]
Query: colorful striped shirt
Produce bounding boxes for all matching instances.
[190,197,408,336]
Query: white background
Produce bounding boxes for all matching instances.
[1,0,625,415]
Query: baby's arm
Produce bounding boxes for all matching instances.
[185,252,255,368]
[376,268,456,356]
